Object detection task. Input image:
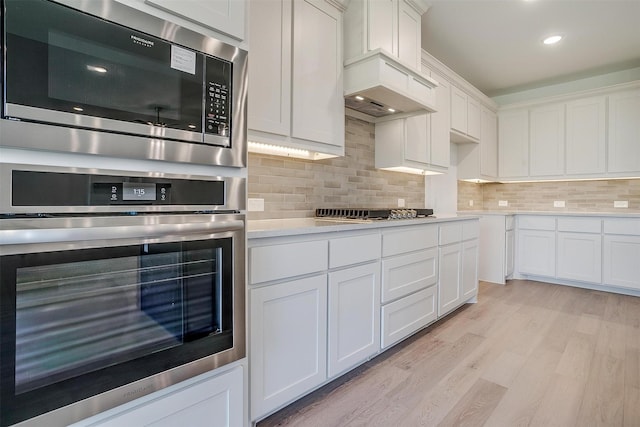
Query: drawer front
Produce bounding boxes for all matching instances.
[382,225,438,257]
[381,286,437,349]
[557,217,602,233]
[604,218,640,236]
[439,223,463,245]
[462,220,480,240]
[250,240,328,284]
[381,248,438,303]
[518,215,556,231]
[329,233,381,269]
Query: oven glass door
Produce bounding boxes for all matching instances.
[3,0,232,144]
[0,237,233,427]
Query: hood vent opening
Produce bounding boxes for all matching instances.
[345,96,401,118]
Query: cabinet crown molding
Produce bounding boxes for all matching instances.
[403,0,430,15]
[324,0,349,12]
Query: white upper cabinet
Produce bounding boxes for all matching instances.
[529,103,565,177]
[375,112,447,174]
[451,86,481,143]
[248,0,345,157]
[457,106,498,181]
[429,71,451,169]
[498,109,529,178]
[497,83,640,181]
[608,89,640,174]
[566,96,606,176]
[344,0,428,70]
[146,0,246,40]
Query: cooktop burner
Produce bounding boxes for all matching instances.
[315,208,434,220]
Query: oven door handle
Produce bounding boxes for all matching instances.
[0,218,245,247]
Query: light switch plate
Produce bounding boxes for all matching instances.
[498,200,508,207]
[614,200,629,208]
[469,200,474,207]
[553,200,566,208]
[248,198,264,211]
[397,198,405,208]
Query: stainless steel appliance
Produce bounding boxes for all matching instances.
[315,208,434,220]
[0,0,247,167]
[0,164,246,427]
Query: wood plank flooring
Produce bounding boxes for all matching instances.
[256,280,640,427]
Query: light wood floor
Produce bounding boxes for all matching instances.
[257,279,640,427]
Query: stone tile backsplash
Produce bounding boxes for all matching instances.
[248,117,425,220]
[458,179,640,212]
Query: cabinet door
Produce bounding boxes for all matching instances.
[146,0,245,40]
[404,114,429,164]
[450,86,468,135]
[603,235,640,290]
[557,232,602,284]
[608,89,640,174]
[517,230,556,277]
[248,0,291,136]
[328,263,380,378]
[480,108,498,178]
[367,0,396,54]
[438,243,462,316]
[499,109,529,178]
[529,104,565,177]
[291,0,343,147]
[461,239,479,300]
[72,367,244,427]
[250,275,327,419]
[397,0,421,69]
[467,97,481,140]
[566,96,606,175]
[429,72,451,168]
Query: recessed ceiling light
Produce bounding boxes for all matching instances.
[86,65,107,73]
[543,35,563,45]
[355,95,365,101]
[387,108,396,113]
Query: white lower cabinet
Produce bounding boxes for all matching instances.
[517,229,556,277]
[381,248,437,304]
[604,235,640,290]
[557,232,602,284]
[72,367,244,427]
[381,286,437,349]
[328,262,380,378]
[250,275,327,420]
[438,221,479,317]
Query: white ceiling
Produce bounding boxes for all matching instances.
[421,0,640,97]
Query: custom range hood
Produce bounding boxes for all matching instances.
[344,49,438,120]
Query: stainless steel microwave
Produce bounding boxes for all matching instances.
[0,0,248,167]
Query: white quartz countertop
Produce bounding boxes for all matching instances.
[248,214,478,239]
[458,210,640,218]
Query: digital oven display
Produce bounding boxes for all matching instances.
[122,182,157,201]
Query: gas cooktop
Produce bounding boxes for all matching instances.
[315,208,434,220]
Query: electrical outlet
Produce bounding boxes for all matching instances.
[553,200,566,208]
[248,198,264,211]
[469,200,474,207]
[614,200,629,208]
[498,200,508,207]
[397,198,405,208]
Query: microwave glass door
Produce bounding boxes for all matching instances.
[0,237,233,427]
[3,0,232,144]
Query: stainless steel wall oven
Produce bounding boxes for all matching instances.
[0,164,246,427]
[0,0,247,167]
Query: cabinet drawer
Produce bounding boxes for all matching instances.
[462,220,479,240]
[382,225,438,257]
[381,248,437,303]
[604,218,640,236]
[518,216,556,231]
[557,217,602,233]
[250,240,328,284]
[439,223,463,245]
[381,286,437,349]
[329,233,381,269]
